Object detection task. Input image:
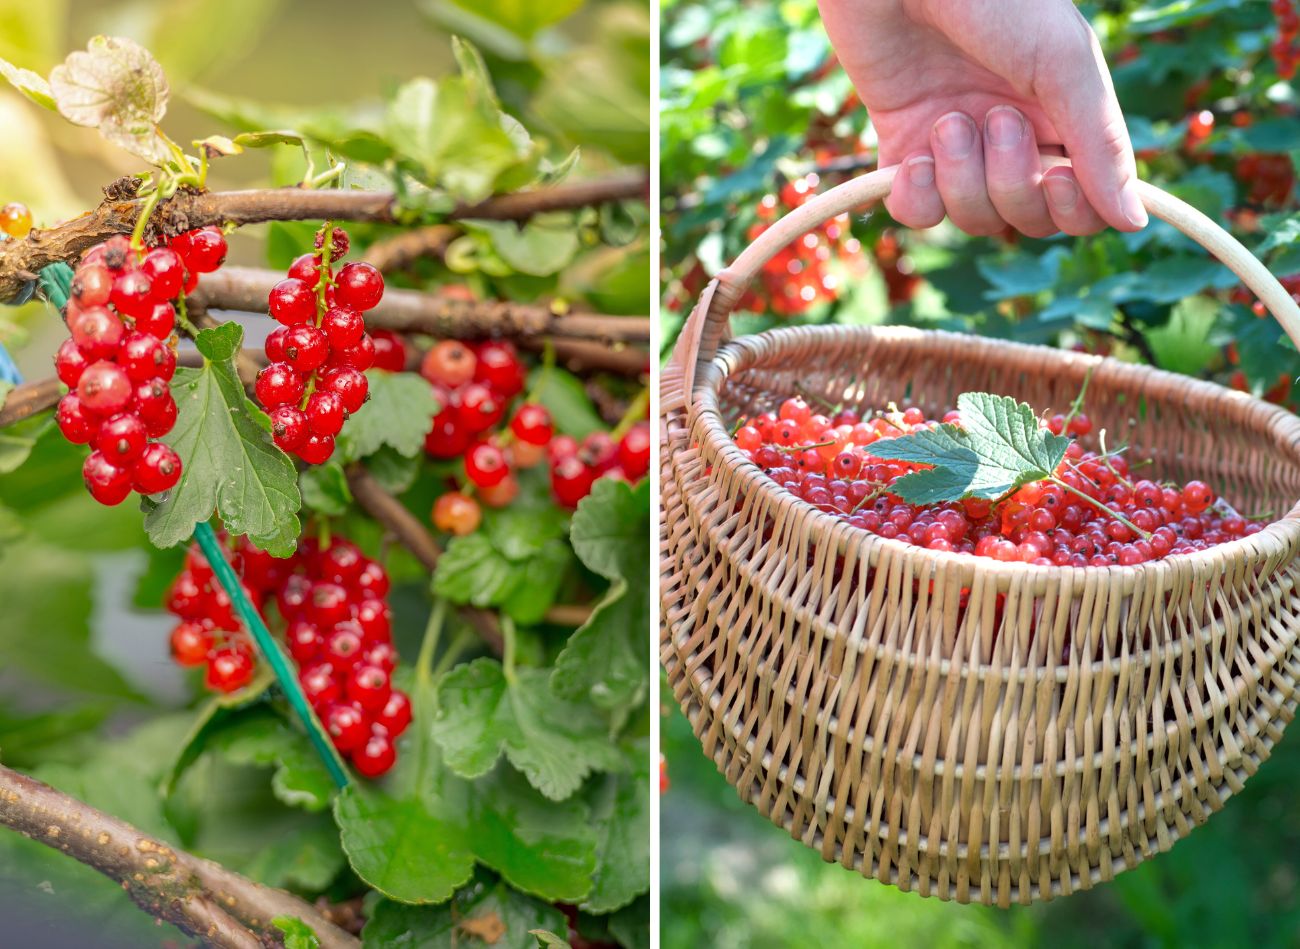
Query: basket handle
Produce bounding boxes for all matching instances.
[664,164,1300,410]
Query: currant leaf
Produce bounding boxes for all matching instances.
[270,917,321,949]
[431,659,623,800]
[582,738,650,913]
[868,391,1070,504]
[338,369,439,460]
[145,323,301,556]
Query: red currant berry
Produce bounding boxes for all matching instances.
[69,306,126,360]
[321,305,365,349]
[55,394,98,444]
[551,455,596,507]
[281,324,330,372]
[95,412,148,465]
[327,334,376,372]
[464,442,509,488]
[324,622,365,670]
[617,422,651,479]
[268,278,317,326]
[353,560,390,599]
[300,662,341,709]
[420,340,476,387]
[352,732,396,778]
[133,442,183,495]
[376,689,412,736]
[77,361,133,414]
[347,664,392,714]
[457,383,503,433]
[206,643,256,693]
[255,362,306,407]
[318,540,364,585]
[287,252,322,288]
[118,331,171,382]
[296,433,336,465]
[479,473,519,508]
[370,329,407,372]
[1183,480,1214,514]
[172,227,227,274]
[269,405,308,452]
[432,491,481,535]
[324,701,369,752]
[83,451,133,505]
[170,621,214,667]
[363,641,398,672]
[135,301,176,339]
[97,235,133,271]
[133,379,178,437]
[510,403,554,445]
[109,270,155,320]
[140,247,185,299]
[474,340,524,396]
[319,367,369,414]
[309,582,353,627]
[424,412,471,459]
[264,326,289,363]
[71,264,113,306]
[54,338,90,387]
[306,390,346,437]
[352,597,392,643]
[334,262,384,311]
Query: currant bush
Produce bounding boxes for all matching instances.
[164,531,407,777]
[733,398,1263,566]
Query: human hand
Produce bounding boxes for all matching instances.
[817,0,1145,236]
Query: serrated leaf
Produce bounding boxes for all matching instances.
[300,460,352,516]
[552,479,650,713]
[868,392,1069,504]
[339,370,439,460]
[0,56,54,110]
[432,660,622,800]
[162,675,275,797]
[1257,214,1300,256]
[582,740,649,913]
[205,707,337,811]
[362,870,566,949]
[145,323,301,556]
[48,36,172,164]
[272,917,321,949]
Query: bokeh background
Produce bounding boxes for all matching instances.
[660,1,1300,947]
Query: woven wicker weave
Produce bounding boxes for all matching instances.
[660,167,1300,906]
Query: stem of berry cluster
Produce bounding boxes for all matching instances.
[610,387,649,440]
[1060,365,1095,431]
[192,522,351,789]
[1046,476,1153,541]
[501,615,518,684]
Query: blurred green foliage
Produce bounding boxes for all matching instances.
[660,0,1300,946]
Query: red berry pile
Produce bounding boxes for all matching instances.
[1273,0,1299,78]
[736,175,866,316]
[165,532,409,778]
[56,228,228,504]
[733,398,1263,567]
[260,227,384,465]
[1234,152,1295,206]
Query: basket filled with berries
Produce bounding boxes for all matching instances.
[660,166,1300,906]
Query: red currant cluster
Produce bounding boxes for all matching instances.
[736,175,866,316]
[1273,0,1299,78]
[1234,152,1295,206]
[166,532,409,778]
[260,228,385,465]
[419,338,651,532]
[872,229,921,306]
[734,398,1263,567]
[55,228,228,504]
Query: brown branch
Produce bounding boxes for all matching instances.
[346,464,506,655]
[0,763,359,949]
[519,338,650,377]
[0,377,62,427]
[544,604,595,626]
[362,224,457,273]
[192,267,648,344]
[0,173,648,305]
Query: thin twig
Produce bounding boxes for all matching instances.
[0,174,648,304]
[0,377,62,427]
[0,763,358,949]
[362,225,458,272]
[192,267,649,344]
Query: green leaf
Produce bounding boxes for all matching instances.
[145,323,301,556]
[366,446,421,494]
[552,479,650,714]
[532,931,572,947]
[868,392,1070,504]
[441,0,582,40]
[0,55,54,109]
[205,706,337,811]
[162,676,275,797]
[272,917,321,949]
[334,784,476,905]
[432,659,623,800]
[0,414,50,474]
[527,366,604,438]
[362,870,566,949]
[48,36,172,164]
[433,507,572,625]
[1145,297,1221,376]
[1257,213,1300,256]
[300,460,352,516]
[463,218,581,277]
[339,370,439,460]
[582,740,650,912]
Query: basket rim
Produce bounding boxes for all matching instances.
[680,322,1300,587]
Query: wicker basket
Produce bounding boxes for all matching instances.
[660,166,1300,906]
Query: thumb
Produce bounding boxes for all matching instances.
[1034,22,1146,231]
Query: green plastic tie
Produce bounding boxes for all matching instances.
[39,261,350,791]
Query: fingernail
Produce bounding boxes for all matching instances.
[1044,175,1078,211]
[985,107,1025,149]
[906,156,935,187]
[934,113,976,159]
[1121,180,1148,228]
